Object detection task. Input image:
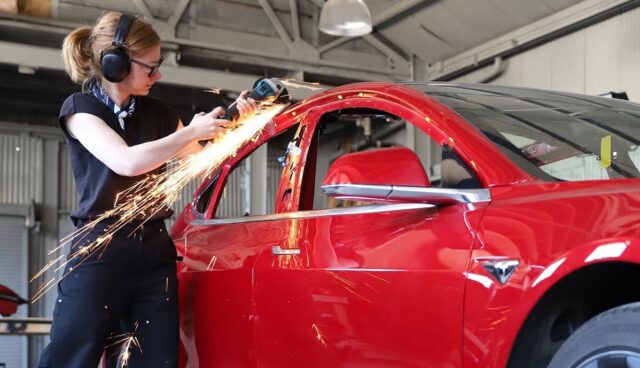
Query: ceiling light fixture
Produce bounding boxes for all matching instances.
[319,0,372,37]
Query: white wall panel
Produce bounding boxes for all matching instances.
[618,7,640,79]
[519,44,553,89]
[551,31,585,93]
[584,14,622,95]
[454,7,640,103]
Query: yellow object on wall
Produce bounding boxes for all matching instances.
[600,135,612,169]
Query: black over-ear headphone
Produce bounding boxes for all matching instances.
[100,14,135,83]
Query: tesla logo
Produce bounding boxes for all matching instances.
[480,259,519,285]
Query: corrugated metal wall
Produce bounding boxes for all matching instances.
[0,133,43,205]
[267,157,281,213]
[215,163,249,218]
[455,7,640,102]
[58,144,77,214]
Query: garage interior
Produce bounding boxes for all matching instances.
[1,0,640,366]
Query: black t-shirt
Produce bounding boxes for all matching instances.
[59,92,179,224]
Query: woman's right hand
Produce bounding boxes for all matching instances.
[188,106,229,141]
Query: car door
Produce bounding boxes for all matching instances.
[253,106,488,367]
[175,122,301,368]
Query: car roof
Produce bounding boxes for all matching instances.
[400,81,640,111]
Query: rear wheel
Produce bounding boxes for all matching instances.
[549,302,640,368]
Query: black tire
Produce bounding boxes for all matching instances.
[548,301,640,368]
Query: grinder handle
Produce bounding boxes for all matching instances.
[224,78,279,120]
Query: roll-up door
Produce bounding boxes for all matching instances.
[0,215,28,368]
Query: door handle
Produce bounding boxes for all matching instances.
[272,245,301,256]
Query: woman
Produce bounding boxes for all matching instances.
[38,11,256,367]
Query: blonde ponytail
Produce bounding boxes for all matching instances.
[61,12,160,86]
[62,26,94,85]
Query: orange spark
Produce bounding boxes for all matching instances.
[31,101,287,302]
[312,323,328,347]
[343,286,372,304]
[363,271,391,284]
[206,255,217,271]
[327,271,372,304]
[279,79,323,91]
[106,321,142,367]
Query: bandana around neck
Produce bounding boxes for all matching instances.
[89,80,136,130]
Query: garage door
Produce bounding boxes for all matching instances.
[0,215,28,368]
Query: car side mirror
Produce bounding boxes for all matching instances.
[323,146,430,187]
[321,147,490,205]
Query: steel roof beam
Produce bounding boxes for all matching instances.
[0,40,327,98]
[132,0,154,20]
[0,11,409,80]
[290,0,301,41]
[259,0,294,51]
[168,0,192,32]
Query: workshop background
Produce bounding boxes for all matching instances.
[1,0,639,367]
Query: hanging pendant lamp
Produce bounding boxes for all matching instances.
[319,0,373,37]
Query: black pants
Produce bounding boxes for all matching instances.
[38,220,179,368]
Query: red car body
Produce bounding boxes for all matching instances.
[0,283,27,317]
[171,82,640,367]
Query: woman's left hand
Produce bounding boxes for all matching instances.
[235,90,259,119]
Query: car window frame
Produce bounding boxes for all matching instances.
[191,121,303,221]
[289,103,483,213]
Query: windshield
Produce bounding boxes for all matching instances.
[424,85,640,181]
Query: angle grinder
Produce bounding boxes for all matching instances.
[224,77,290,121]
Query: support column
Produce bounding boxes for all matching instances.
[249,145,268,216]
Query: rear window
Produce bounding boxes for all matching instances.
[428,90,640,181]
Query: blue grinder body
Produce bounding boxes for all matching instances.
[224,77,288,120]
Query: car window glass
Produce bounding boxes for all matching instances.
[193,170,220,216]
[431,93,640,181]
[214,124,298,218]
[306,109,479,211]
[541,155,608,181]
[630,146,640,168]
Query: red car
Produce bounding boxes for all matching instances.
[171,82,640,368]
[0,283,27,317]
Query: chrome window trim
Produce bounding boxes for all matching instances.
[190,203,434,226]
[322,184,491,205]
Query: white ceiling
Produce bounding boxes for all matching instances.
[379,0,584,63]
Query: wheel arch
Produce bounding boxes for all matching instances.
[506,238,640,368]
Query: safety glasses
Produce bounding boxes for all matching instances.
[131,54,164,77]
